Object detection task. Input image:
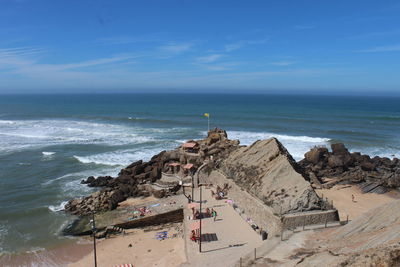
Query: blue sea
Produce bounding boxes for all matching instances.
[0,93,399,255]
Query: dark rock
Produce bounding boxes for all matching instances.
[86,176,113,187]
[305,147,328,164]
[81,176,95,184]
[360,161,375,171]
[299,143,399,192]
[331,143,350,156]
[126,160,143,169]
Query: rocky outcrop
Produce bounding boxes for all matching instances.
[218,138,322,215]
[299,144,400,193]
[65,128,240,216]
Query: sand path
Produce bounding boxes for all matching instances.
[316,184,400,220]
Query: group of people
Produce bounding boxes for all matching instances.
[211,184,230,200]
[191,207,218,220]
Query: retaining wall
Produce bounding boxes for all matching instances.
[282,209,339,229]
[203,170,282,235]
[115,209,184,229]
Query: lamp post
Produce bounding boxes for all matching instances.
[199,184,202,253]
[91,212,98,267]
[191,175,194,202]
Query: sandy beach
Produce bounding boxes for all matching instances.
[316,184,400,220]
[69,223,186,267]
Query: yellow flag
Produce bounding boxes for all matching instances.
[204,113,209,117]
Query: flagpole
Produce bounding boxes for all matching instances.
[207,115,209,133]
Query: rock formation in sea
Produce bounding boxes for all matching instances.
[298,143,400,193]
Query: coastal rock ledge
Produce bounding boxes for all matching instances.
[299,144,400,193]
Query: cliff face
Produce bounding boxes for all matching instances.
[219,138,321,215]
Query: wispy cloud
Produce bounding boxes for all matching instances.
[225,39,268,52]
[195,54,223,63]
[0,46,139,77]
[270,61,296,66]
[202,62,239,71]
[96,33,167,45]
[293,25,315,30]
[357,44,400,53]
[0,46,43,58]
[348,30,400,39]
[158,42,193,54]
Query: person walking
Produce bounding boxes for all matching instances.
[212,208,217,221]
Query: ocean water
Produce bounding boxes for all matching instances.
[0,93,399,254]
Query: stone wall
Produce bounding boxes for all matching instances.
[282,209,339,229]
[204,170,282,235]
[115,209,184,229]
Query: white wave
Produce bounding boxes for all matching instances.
[48,201,68,212]
[42,151,56,156]
[228,130,330,161]
[73,146,168,166]
[42,167,121,186]
[350,147,399,160]
[0,119,157,154]
[18,162,31,166]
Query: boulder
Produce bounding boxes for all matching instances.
[304,147,328,164]
[331,143,350,156]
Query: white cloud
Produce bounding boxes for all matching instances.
[225,39,268,52]
[225,43,244,52]
[196,54,223,63]
[357,44,400,53]
[158,43,193,54]
[270,61,296,66]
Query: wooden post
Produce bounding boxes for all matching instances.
[325,214,328,228]
[240,257,242,267]
[281,229,283,241]
[303,216,306,230]
[254,248,256,260]
[346,215,349,224]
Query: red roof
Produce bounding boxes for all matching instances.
[183,163,194,169]
[168,162,180,167]
[182,142,197,148]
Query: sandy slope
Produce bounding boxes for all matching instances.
[316,184,400,220]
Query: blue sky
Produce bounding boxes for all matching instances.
[1,0,400,94]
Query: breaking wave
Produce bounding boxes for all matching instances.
[73,146,176,166]
[0,119,156,154]
[228,131,331,160]
[48,201,68,212]
[42,151,56,156]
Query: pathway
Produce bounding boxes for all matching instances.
[182,186,264,267]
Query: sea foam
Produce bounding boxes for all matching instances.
[48,201,68,212]
[0,119,155,154]
[42,151,56,156]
